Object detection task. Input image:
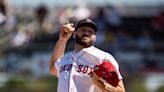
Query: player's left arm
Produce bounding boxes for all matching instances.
[104,54,125,92]
[103,79,125,92]
[93,54,126,92]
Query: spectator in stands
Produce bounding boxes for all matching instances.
[58,6,75,24]
[10,26,30,47]
[0,0,16,31]
[115,28,132,49]
[26,5,55,41]
[137,27,153,52]
[104,5,122,31]
[93,7,107,46]
[152,11,164,31]
[137,27,155,69]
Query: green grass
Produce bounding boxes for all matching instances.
[0,76,58,92]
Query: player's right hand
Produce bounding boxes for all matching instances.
[59,23,75,41]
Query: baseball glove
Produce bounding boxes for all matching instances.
[93,61,119,87]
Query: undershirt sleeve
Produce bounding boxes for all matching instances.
[55,59,61,77]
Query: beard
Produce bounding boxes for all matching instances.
[75,34,95,48]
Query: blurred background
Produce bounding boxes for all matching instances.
[0,0,164,92]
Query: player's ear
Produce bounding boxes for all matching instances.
[93,35,96,42]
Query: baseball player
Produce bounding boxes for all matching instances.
[50,19,125,92]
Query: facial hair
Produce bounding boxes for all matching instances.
[75,34,95,48]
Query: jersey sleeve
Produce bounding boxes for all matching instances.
[105,54,123,80]
[55,59,61,77]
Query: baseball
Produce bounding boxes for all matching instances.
[63,23,74,33]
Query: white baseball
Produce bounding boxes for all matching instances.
[63,23,74,33]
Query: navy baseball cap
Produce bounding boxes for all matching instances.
[75,19,97,32]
